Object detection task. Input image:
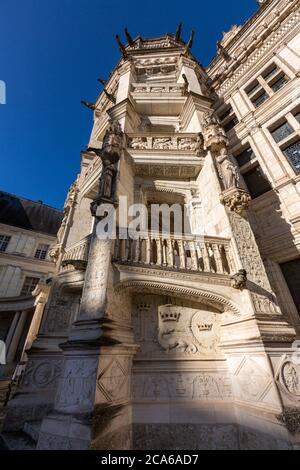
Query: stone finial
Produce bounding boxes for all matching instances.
[124,27,134,46]
[175,23,182,42]
[115,34,127,59]
[230,269,247,289]
[185,31,195,52]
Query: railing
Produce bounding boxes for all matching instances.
[131,83,186,95]
[60,235,91,271]
[127,133,202,152]
[113,234,234,275]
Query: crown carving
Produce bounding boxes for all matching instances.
[160,311,180,322]
[137,303,151,311]
[197,323,213,332]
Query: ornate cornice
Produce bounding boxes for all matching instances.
[115,279,240,315]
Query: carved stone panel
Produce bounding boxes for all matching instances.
[55,357,98,411]
[229,211,271,291]
[132,295,234,359]
[277,358,300,402]
[132,372,233,401]
[97,356,131,404]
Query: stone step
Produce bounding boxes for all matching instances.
[23,421,41,443]
[0,431,36,450]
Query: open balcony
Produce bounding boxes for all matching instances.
[113,233,235,276]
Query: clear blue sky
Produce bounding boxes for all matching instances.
[0,0,258,209]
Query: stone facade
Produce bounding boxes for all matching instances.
[0,193,62,426]
[2,0,300,450]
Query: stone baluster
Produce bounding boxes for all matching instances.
[167,239,174,267]
[224,244,235,274]
[201,242,211,272]
[212,243,224,274]
[207,244,217,273]
[133,238,140,263]
[114,237,120,260]
[190,240,198,271]
[147,137,153,149]
[156,237,163,266]
[178,239,186,269]
[162,239,168,267]
[145,236,151,264]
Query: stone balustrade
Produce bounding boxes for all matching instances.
[113,233,234,275]
[127,133,203,153]
[61,235,91,271]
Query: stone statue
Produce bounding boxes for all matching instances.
[99,160,117,200]
[217,148,240,190]
[56,182,78,245]
[202,111,229,151]
[230,269,247,289]
[102,120,124,162]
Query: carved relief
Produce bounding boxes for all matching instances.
[158,305,222,356]
[202,111,229,152]
[132,373,233,401]
[234,357,271,402]
[132,296,233,359]
[97,358,130,403]
[22,359,63,390]
[43,291,81,334]
[277,359,300,400]
[56,358,98,409]
[228,211,271,290]
[220,187,251,214]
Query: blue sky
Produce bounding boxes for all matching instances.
[0,0,258,209]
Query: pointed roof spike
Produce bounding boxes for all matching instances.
[81,100,96,110]
[186,30,195,50]
[124,27,134,46]
[175,23,182,42]
[115,34,127,58]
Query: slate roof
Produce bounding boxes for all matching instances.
[0,191,63,236]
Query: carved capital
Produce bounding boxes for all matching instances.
[220,187,251,214]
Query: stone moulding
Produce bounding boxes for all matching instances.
[115,279,240,315]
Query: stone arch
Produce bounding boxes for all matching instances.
[116,279,240,315]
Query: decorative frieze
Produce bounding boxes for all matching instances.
[127,133,204,154]
[132,372,233,400]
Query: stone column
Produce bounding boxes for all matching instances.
[37,120,137,450]
[6,311,27,364]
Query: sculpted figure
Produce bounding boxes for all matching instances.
[100,160,117,199]
[217,148,240,189]
[230,269,247,289]
[102,119,123,162]
[202,111,228,151]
